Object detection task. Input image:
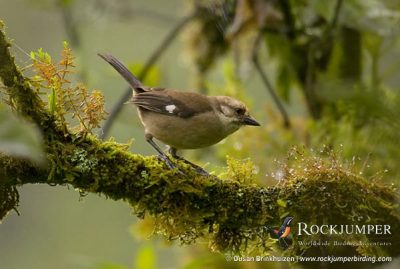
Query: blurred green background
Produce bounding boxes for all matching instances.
[1,0,400,268]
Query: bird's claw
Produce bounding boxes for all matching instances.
[192,166,210,176]
[157,154,209,176]
[174,156,210,176]
[157,154,185,176]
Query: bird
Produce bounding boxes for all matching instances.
[268,216,294,249]
[98,53,260,174]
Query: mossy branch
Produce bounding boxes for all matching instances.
[0,25,57,134]
[0,23,399,258]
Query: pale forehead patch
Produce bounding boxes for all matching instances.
[165,104,176,114]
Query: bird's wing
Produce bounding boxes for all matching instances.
[130,92,171,114]
[130,90,213,118]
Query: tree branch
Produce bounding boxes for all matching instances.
[331,0,343,29]
[278,0,296,40]
[252,32,291,129]
[0,26,51,129]
[1,22,399,258]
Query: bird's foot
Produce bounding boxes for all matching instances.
[186,161,210,176]
[157,154,185,176]
[172,156,210,176]
[193,166,210,176]
[167,147,210,176]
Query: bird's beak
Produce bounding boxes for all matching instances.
[242,116,260,126]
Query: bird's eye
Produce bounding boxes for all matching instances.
[235,108,245,115]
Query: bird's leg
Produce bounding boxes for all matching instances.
[168,147,180,159]
[168,147,209,176]
[145,134,177,171]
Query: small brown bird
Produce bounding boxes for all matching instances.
[98,53,260,173]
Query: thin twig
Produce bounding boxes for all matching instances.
[59,4,80,48]
[278,0,296,40]
[251,32,291,129]
[100,13,197,139]
[302,0,344,119]
[58,1,90,83]
[331,0,343,29]
[304,41,320,119]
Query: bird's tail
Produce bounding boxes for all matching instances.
[98,53,144,93]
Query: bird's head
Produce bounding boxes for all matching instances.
[214,96,260,132]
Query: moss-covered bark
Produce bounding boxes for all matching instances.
[0,22,399,262]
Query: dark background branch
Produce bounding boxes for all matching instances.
[252,32,291,129]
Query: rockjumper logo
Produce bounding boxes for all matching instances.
[268,216,294,249]
[297,223,391,236]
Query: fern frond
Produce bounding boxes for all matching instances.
[58,42,75,84]
[29,43,107,136]
[83,89,107,131]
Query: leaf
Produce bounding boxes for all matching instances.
[0,105,44,163]
[30,44,107,135]
[277,65,292,102]
[128,63,160,86]
[341,0,400,35]
[48,88,56,115]
[280,212,290,219]
[277,199,287,208]
[134,244,156,269]
[225,0,282,39]
[309,0,338,21]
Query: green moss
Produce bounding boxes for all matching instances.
[222,156,257,184]
[0,184,19,221]
[1,128,399,258]
[274,150,400,258]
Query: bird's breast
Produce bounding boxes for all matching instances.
[139,110,239,149]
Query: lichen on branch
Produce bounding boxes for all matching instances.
[0,22,399,259]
